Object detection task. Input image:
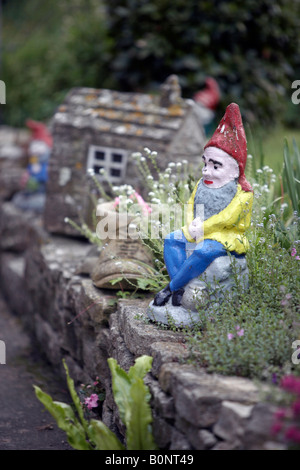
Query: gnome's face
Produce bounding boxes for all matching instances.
[202,146,239,189]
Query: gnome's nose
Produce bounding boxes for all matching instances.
[202,166,211,177]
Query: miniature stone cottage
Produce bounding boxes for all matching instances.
[44,76,206,236]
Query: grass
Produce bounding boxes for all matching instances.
[248,125,300,174]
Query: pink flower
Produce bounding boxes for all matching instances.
[296,256,300,261]
[237,328,244,337]
[113,197,120,208]
[271,421,282,435]
[291,248,297,257]
[227,333,234,340]
[285,426,300,444]
[132,192,152,215]
[292,399,300,416]
[274,408,287,420]
[280,375,300,396]
[84,393,99,410]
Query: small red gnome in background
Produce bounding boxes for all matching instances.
[13,120,52,212]
[193,77,221,136]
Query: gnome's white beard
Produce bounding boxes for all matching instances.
[194,178,238,221]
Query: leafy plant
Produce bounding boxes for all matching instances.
[34,356,157,450]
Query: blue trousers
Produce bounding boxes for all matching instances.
[164,230,236,291]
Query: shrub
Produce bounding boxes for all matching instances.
[106,0,300,124]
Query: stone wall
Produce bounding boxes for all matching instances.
[0,202,285,450]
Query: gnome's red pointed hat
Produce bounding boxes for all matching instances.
[204,103,252,192]
[26,119,53,148]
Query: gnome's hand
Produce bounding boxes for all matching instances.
[188,217,203,241]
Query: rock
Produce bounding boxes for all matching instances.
[243,402,279,450]
[150,341,190,377]
[170,428,192,450]
[117,300,185,357]
[213,400,253,441]
[212,439,242,450]
[147,377,175,420]
[152,412,173,449]
[158,363,259,404]
[197,430,218,449]
[175,384,222,427]
[0,202,48,252]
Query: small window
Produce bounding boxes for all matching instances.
[112,153,123,163]
[95,150,105,160]
[110,168,121,177]
[93,165,104,174]
[87,145,128,182]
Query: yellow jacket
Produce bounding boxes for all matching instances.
[182,180,253,254]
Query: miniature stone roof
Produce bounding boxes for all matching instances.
[53,82,203,143]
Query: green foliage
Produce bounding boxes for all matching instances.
[108,355,157,450]
[3,0,300,126]
[2,0,115,126]
[106,0,300,125]
[186,236,300,381]
[283,139,300,213]
[34,356,157,450]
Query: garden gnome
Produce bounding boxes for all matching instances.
[148,103,253,326]
[25,119,52,190]
[13,120,52,212]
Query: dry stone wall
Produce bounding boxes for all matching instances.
[0,202,285,450]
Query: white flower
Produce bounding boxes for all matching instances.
[140,156,146,162]
[147,175,153,180]
[87,168,95,176]
[182,159,188,165]
[176,162,182,167]
[256,169,263,174]
[144,147,151,154]
[151,151,158,157]
[131,152,142,159]
[64,217,69,223]
[99,168,105,175]
[168,162,176,167]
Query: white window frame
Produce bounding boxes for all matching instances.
[87,145,128,182]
